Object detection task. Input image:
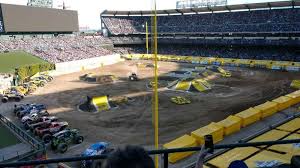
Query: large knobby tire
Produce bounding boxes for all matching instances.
[14,97,21,102]
[2,97,8,103]
[39,82,45,87]
[42,134,52,143]
[75,136,84,144]
[48,77,53,81]
[57,143,68,153]
[16,112,22,118]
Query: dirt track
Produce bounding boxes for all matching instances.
[1,60,299,155]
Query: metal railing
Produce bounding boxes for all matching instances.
[0,114,45,161]
[1,138,300,167]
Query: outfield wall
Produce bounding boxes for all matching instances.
[49,54,122,76]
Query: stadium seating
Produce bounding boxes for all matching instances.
[102,8,300,35]
[0,36,113,63]
[116,45,300,62]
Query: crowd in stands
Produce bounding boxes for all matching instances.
[0,17,4,32]
[102,8,300,34]
[115,45,300,62]
[0,36,113,63]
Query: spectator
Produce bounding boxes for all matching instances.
[228,160,248,168]
[102,8,300,35]
[103,145,154,168]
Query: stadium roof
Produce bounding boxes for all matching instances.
[101,0,300,16]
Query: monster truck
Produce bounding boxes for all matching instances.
[15,104,48,119]
[34,122,69,142]
[14,103,46,113]
[81,142,113,168]
[22,114,57,125]
[1,90,24,103]
[50,129,84,153]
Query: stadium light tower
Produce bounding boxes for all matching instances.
[27,0,53,8]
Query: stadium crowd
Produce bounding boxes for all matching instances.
[0,36,113,63]
[102,8,300,34]
[115,45,300,62]
[0,15,3,32]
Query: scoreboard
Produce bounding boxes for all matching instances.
[0,3,78,33]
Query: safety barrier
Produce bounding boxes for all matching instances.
[216,115,241,136]
[0,114,44,150]
[163,135,197,163]
[253,101,278,118]
[0,114,45,161]
[122,54,300,72]
[191,122,224,145]
[49,54,122,76]
[291,80,300,89]
[163,90,300,163]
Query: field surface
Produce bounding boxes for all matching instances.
[0,51,47,73]
[1,60,300,157]
[0,123,20,149]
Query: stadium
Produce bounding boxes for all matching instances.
[0,0,300,168]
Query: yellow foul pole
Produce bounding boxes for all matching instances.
[152,1,159,168]
[146,21,149,54]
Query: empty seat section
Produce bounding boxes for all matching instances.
[207,147,259,168]
[276,118,300,132]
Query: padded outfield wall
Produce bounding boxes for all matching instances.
[0,3,78,33]
[49,54,123,76]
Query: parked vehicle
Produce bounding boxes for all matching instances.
[50,129,84,152]
[15,105,48,119]
[34,122,69,142]
[22,114,57,125]
[81,142,112,168]
[14,103,46,113]
[1,90,24,103]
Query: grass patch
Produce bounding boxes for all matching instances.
[0,51,47,73]
[0,123,20,149]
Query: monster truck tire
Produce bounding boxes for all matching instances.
[39,82,45,87]
[75,136,84,144]
[16,112,22,118]
[58,143,68,153]
[42,134,52,143]
[2,97,8,103]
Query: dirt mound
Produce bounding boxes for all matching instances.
[96,75,116,84]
